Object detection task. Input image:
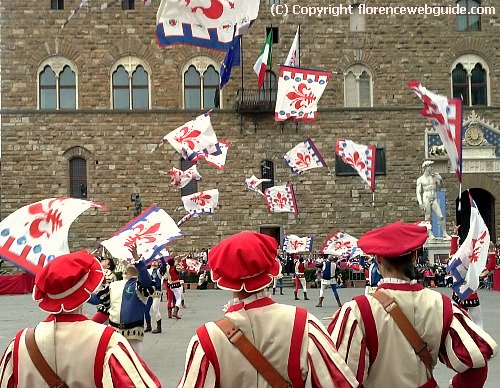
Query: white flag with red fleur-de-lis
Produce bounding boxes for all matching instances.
[447,193,490,299]
[163,113,218,158]
[284,138,327,175]
[264,183,298,215]
[161,165,202,189]
[101,205,182,263]
[275,65,331,122]
[335,139,376,192]
[283,234,313,253]
[0,197,108,274]
[182,189,219,216]
[320,231,358,257]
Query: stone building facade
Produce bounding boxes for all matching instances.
[0,0,498,256]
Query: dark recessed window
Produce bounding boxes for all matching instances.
[261,160,275,192]
[51,0,64,10]
[70,157,87,199]
[180,159,198,197]
[122,0,135,10]
[265,27,279,44]
[456,0,481,31]
[336,147,386,176]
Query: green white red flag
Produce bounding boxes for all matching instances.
[253,30,273,91]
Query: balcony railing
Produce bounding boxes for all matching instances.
[236,88,277,111]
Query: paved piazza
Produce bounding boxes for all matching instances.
[1,287,499,387]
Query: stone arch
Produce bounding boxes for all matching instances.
[445,37,495,70]
[28,37,82,74]
[63,145,92,161]
[102,37,159,70]
[338,50,377,77]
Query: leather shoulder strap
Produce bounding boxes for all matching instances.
[371,291,433,376]
[24,327,69,388]
[215,317,291,388]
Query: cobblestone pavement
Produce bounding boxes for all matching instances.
[1,287,499,387]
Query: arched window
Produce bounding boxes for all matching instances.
[180,159,198,197]
[259,71,277,102]
[344,64,373,107]
[456,0,481,31]
[261,160,274,193]
[451,54,489,106]
[69,157,87,199]
[111,56,151,109]
[38,57,77,110]
[182,57,221,109]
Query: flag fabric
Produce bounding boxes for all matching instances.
[284,138,327,175]
[163,113,218,158]
[161,165,202,188]
[61,0,90,29]
[264,183,298,215]
[182,258,203,274]
[446,193,490,299]
[335,139,376,192]
[101,205,182,263]
[253,30,273,91]
[144,0,152,5]
[182,189,219,216]
[244,175,270,197]
[156,0,260,51]
[183,140,230,170]
[408,81,463,182]
[283,234,313,253]
[220,35,241,89]
[320,232,358,257]
[0,198,108,274]
[284,26,299,67]
[275,65,331,122]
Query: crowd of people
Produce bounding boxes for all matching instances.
[0,223,498,387]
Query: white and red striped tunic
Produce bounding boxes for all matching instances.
[328,282,498,387]
[0,314,161,388]
[177,294,357,387]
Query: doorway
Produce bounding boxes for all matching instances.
[259,226,281,245]
[455,188,496,243]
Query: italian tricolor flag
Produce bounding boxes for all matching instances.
[253,30,273,91]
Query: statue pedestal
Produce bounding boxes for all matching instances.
[424,239,451,265]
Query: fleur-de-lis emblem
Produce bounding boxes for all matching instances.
[273,192,288,209]
[174,126,201,150]
[290,240,303,250]
[286,83,317,109]
[343,151,366,171]
[470,230,488,263]
[25,198,65,239]
[190,192,213,207]
[124,222,161,247]
[295,152,311,168]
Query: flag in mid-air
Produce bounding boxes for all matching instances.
[320,232,358,257]
[283,234,313,253]
[253,30,273,91]
[245,175,271,197]
[284,26,300,67]
[161,165,202,188]
[408,81,463,182]
[275,65,330,122]
[264,183,298,215]
[182,258,203,273]
[0,197,108,274]
[183,141,230,170]
[447,193,490,299]
[284,138,327,175]
[335,139,376,192]
[101,205,182,263]
[182,189,219,216]
[163,113,218,158]
[156,0,260,51]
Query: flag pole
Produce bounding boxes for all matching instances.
[296,24,301,132]
[240,33,244,133]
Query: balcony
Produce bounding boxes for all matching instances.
[236,88,277,112]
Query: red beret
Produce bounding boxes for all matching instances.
[209,231,281,292]
[33,251,103,314]
[358,222,428,258]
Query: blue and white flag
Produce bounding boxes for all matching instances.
[446,193,490,299]
[220,35,241,89]
[156,0,260,51]
[283,234,313,253]
[284,138,327,175]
